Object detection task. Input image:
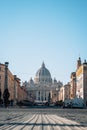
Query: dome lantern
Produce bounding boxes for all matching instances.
[42,62,45,68]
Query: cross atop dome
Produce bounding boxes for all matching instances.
[42,61,45,68]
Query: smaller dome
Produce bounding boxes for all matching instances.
[57,81,63,87]
[53,78,57,84]
[29,78,34,84]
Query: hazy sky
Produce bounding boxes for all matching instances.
[0,0,87,84]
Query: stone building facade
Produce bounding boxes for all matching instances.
[0,62,27,104]
[76,58,87,105]
[58,85,64,101]
[23,62,63,103]
[70,72,76,99]
[64,83,71,100]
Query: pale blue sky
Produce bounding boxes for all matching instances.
[0,0,87,84]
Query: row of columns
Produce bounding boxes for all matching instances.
[36,90,50,101]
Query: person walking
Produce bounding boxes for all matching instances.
[3,88,10,108]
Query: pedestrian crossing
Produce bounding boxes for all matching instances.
[0,111,87,130]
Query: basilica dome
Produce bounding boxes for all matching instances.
[34,62,52,83]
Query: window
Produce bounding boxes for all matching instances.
[0,76,1,79]
[84,66,87,70]
[0,67,1,71]
[54,94,56,97]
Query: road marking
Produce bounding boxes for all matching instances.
[0,111,87,130]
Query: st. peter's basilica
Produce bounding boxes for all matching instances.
[23,62,63,103]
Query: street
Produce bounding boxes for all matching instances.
[0,108,87,130]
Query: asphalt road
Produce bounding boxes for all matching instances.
[0,108,87,130]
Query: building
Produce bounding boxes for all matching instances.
[0,62,27,104]
[76,58,87,106]
[58,85,64,101]
[64,82,71,100]
[70,72,76,99]
[23,62,63,103]
[14,76,27,103]
[0,62,15,100]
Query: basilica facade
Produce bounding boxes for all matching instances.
[23,62,63,103]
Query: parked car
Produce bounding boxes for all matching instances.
[72,97,84,108]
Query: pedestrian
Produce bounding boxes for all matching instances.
[3,88,10,108]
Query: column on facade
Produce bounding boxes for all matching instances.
[43,90,45,101]
[45,91,46,101]
[46,91,48,101]
[36,91,38,100]
[40,91,42,101]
